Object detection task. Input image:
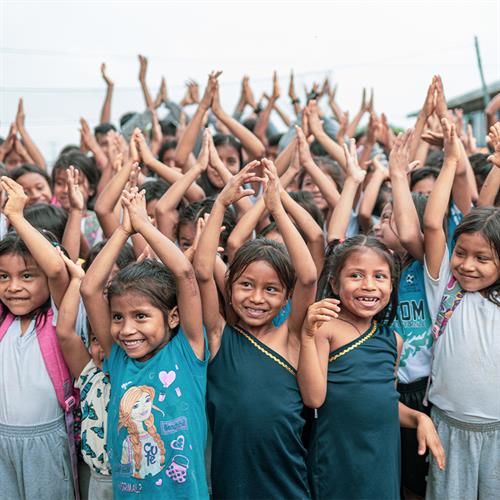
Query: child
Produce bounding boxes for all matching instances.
[80,187,208,498]
[194,159,317,499]
[0,177,76,499]
[423,119,500,499]
[55,249,112,500]
[298,235,445,500]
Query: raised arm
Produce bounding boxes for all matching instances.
[55,251,91,379]
[346,88,371,138]
[138,54,155,110]
[424,118,461,278]
[288,70,301,116]
[123,189,205,359]
[61,166,84,261]
[389,130,424,261]
[99,63,114,124]
[254,72,280,143]
[194,162,260,357]
[298,300,339,408]
[409,77,436,161]
[478,122,500,207]
[80,206,132,357]
[175,71,220,170]
[306,100,347,170]
[15,99,46,170]
[296,126,341,208]
[0,177,69,307]
[261,159,317,337]
[211,81,266,160]
[80,117,108,171]
[327,139,366,242]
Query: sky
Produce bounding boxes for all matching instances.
[1,0,499,163]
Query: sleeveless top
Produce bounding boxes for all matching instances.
[207,324,310,499]
[308,323,400,500]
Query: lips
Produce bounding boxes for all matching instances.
[121,339,146,350]
[355,296,380,308]
[244,306,268,318]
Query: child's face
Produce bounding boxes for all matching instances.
[53,168,92,211]
[451,232,500,292]
[378,203,405,254]
[109,292,175,362]
[411,175,435,196]
[146,199,158,227]
[89,334,105,369]
[178,222,196,252]
[161,148,177,170]
[16,173,52,206]
[207,144,240,189]
[301,174,327,210]
[0,253,50,317]
[333,248,392,320]
[230,260,288,328]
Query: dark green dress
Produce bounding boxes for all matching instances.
[207,324,310,500]
[308,322,400,500]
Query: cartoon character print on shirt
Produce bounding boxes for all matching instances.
[119,385,166,479]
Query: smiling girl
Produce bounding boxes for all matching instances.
[81,187,208,498]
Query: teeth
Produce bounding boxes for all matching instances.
[357,297,378,302]
[123,340,144,346]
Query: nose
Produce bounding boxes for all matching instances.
[460,256,475,272]
[361,276,376,290]
[250,288,265,304]
[7,278,23,292]
[121,319,138,336]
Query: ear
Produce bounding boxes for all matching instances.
[166,305,180,330]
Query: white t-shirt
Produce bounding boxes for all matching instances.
[0,313,62,425]
[424,251,500,423]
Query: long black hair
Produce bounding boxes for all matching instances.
[318,235,401,325]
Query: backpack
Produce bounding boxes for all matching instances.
[0,308,80,500]
[423,276,464,406]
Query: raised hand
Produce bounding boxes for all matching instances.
[441,118,461,164]
[487,122,500,168]
[343,138,367,183]
[138,54,148,83]
[200,71,222,111]
[101,63,113,87]
[57,246,85,279]
[305,100,323,136]
[366,112,380,144]
[217,160,261,207]
[295,125,315,167]
[288,70,297,101]
[261,158,282,213]
[66,166,85,212]
[302,299,340,338]
[422,77,437,118]
[434,75,448,120]
[243,76,257,108]
[194,129,211,172]
[271,71,280,100]
[15,98,25,130]
[0,176,28,220]
[121,186,149,233]
[389,130,419,176]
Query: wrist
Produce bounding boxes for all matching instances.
[291,97,300,105]
[69,207,84,215]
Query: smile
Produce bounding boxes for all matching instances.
[355,297,380,307]
[244,307,268,318]
[121,339,146,349]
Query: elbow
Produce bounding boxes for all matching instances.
[174,153,186,169]
[299,385,326,409]
[193,260,213,283]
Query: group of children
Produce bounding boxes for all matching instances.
[0,62,499,500]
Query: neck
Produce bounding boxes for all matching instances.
[236,320,280,339]
[337,309,373,334]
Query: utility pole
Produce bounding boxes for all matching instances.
[474,36,490,109]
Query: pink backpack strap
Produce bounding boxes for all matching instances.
[35,309,80,500]
[0,311,15,340]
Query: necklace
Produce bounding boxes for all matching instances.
[335,316,365,337]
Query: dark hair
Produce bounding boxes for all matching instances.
[226,239,296,305]
[94,123,116,136]
[120,112,135,129]
[177,198,236,248]
[268,133,283,148]
[289,191,325,228]
[242,118,256,133]
[213,134,243,165]
[52,152,100,209]
[453,207,500,305]
[23,204,68,242]
[469,153,493,191]
[299,156,345,194]
[0,231,59,326]
[83,240,136,272]
[309,140,328,157]
[318,236,401,324]
[142,179,170,204]
[425,150,444,169]
[410,167,440,191]
[258,221,279,239]
[158,140,178,162]
[9,164,52,188]
[159,120,177,137]
[59,144,81,156]
[106,259,178,332]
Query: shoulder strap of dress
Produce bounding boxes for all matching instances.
[0,310,15,340]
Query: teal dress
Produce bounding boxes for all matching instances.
[308,323,400,500]
[207,324,310,499]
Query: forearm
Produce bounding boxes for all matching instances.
[281,191,323,245]
[312,130,347,170]
[358,140,375,169]
[346,109,364,138]
[140,78,154,110]
[410,112,428,160]
[451,143,474,214]
[477,166,500,207]
[358,171,386,233]
[297,336,327,408]
[17,126,46,169]
[328,99,344,123]
[62,209,82,261]
[215,109,265,159]
[391,172,424,260]
[193,200,226,280]
[275,139,295,177]
[273,102,291,127]
[327,177,360,241]
[254,98,275,143]
[175,106,206,169]
[399,402,424,429]
[100,84,113,124]
[95,161,132,219]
